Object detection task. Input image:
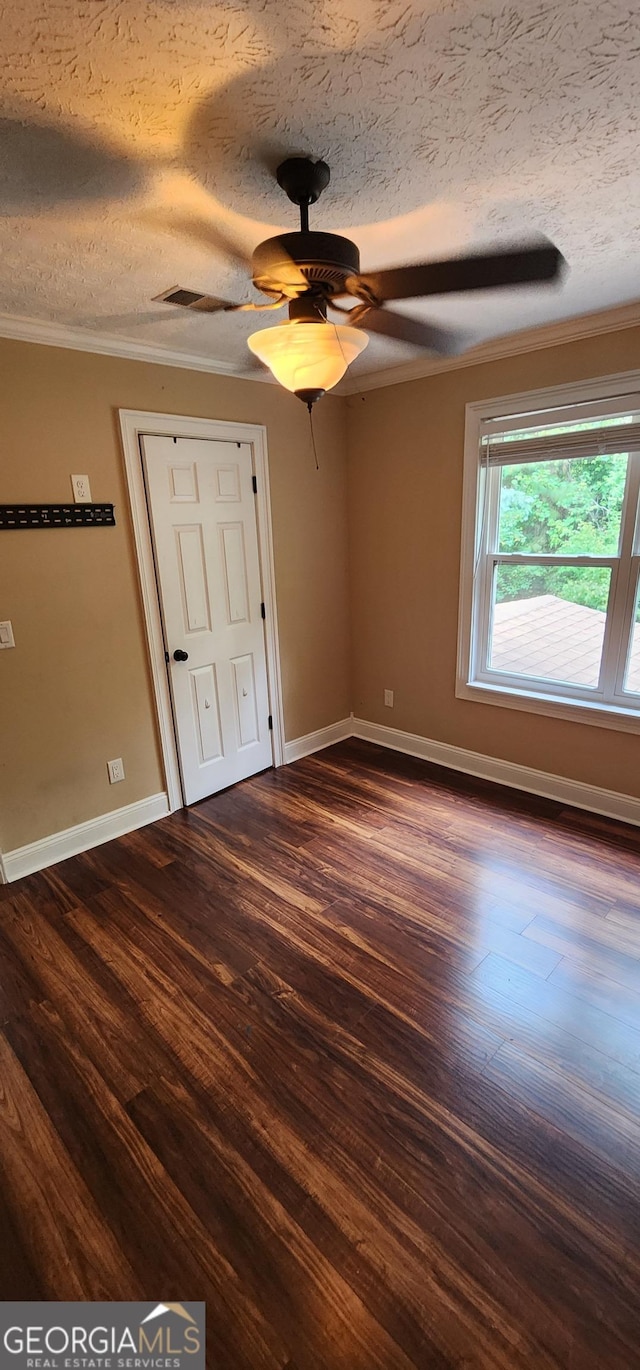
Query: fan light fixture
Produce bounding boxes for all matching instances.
[247,318,368,407]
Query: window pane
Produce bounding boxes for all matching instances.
[624,576,640,694]
[497,454,628,556]
[489,564,611,688]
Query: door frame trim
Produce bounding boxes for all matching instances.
[119,408,285,812]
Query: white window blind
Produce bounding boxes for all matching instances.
[480,415,640,468]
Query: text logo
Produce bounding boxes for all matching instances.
[0,1301,205,1370]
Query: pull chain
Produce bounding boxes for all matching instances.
[308,402,320,471]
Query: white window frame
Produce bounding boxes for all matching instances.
[457,368,640,735]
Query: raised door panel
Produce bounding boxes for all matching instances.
[214,464,241,502]
[174,525,212,634]
[168,462,199,503]
[231,653,259,748]
[190,664,223,763]
[220,523,250,625]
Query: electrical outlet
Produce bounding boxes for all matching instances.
[384,689,394,707]
[71,474,92,503]
[107,757,125,784]
[0,620,15,649]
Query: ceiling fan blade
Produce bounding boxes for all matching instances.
[350,306,466,355]
[153,286,243,313]
[141,208,252,268]
[349,243,565,304]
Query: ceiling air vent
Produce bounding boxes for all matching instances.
[153,287,232,313]
[155,287,207,308]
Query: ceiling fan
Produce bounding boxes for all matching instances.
[154,157,566,407]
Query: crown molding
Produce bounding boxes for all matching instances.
[0,309,270,381]
[339,298,640,395]
[1,298,640,396]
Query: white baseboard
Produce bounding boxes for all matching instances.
[284,717,353,764]
[1,792,170,884]
[351,717,640,827]
[4,716,638,885]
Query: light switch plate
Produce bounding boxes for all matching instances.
[71,474,92,503]
[0,620,15,649]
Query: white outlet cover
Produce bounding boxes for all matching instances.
[0,620,15,649]
[107,757,125,783]
[384,689,394,707]
[71,474,92,503]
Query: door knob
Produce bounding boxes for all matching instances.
[173,648,189,662]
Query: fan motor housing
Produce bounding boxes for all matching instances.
[252,231,361,298]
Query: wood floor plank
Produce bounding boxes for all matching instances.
[2,1001,291,1370]
[1,893,178,1101]
[63,901,638,1358]
[524,898,640,951]
[0,1172,47,1300]
[606,902,640,928]
[79,883,228,1001]
[0,1029,140,1300]
[37,853,112,910]
[84,852,260,987]
[128,999,557,1366]
[129,1078,426,1370]
[468,951,640,1074]
[188,966,632,1367]
[367,818,614,925]
[237,968,640,1367]
[75,882,379,1037]
[234,963,640,1300]
[446,965,640,1120]
[0,919,47,1024]
[547,957,640,1033]
[1,738,640,1367]
[483,1039,640,1179]
[523,913,640,992]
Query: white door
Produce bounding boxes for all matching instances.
[141,435,273,803]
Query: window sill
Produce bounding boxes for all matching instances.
[456,677,640,735]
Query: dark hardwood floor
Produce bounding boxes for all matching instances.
[2,738,640,1367]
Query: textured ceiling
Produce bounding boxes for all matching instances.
[0,0,639,379]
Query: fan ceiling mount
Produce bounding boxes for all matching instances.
[154,156,566,405]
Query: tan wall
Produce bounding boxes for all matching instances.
[0,338,350,852]
[3,320,640,859]
[347,324,640,799]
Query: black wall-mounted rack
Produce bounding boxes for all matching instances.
[0,504,115,530]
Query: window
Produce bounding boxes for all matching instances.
[458,378,640,731]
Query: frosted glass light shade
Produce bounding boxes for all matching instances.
[247,320,368,396]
